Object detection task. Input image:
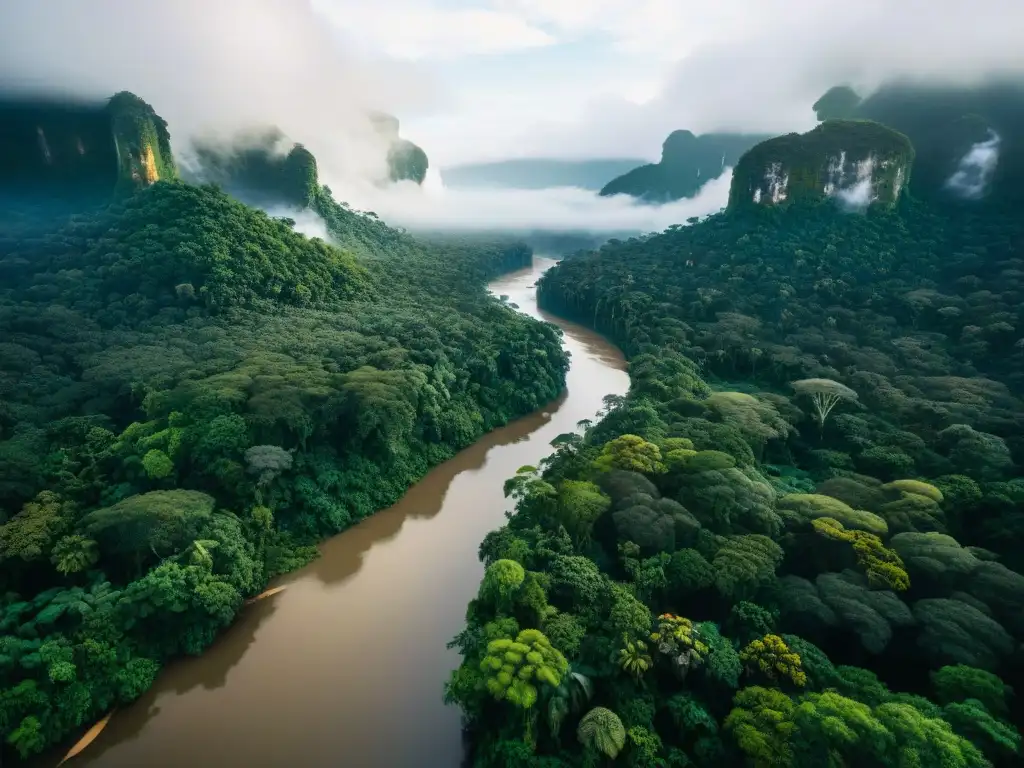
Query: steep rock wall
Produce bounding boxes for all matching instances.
[728,120,914,211]
[107,91,178,193]
[0,91,175,200]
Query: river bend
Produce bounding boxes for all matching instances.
[72,257,628,768]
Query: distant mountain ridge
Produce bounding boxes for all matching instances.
[845,81,1024,204]
[185,112,431,209]
[441,158,648,190]
[599,130,771,203]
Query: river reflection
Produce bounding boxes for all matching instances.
[64,257,628,768]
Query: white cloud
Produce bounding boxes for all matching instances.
[2,0,1022,236]
[391,0,1024,164]
[312,0,556,59]
[0,0,444,181]
[496,0,796,59]
[326,167,733,233]
[487,0,1024,159]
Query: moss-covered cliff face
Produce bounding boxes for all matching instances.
[0,91,175,201]
[107,91,177,193]
[370,112,429,184]
[811,82,1024,205]
[190,128,319,208]
[728,120,914,212]
[600,130,770,202]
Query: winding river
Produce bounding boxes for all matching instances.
[74,257,628,768]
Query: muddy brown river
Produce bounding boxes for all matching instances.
[71,258,628,768]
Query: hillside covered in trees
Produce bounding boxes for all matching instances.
[446,86,1024,767]
[0,93,569,761]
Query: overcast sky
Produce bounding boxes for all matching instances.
[1,0,1022,169]
[314,0,1024,165]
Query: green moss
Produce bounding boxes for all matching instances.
[106,91,178,194]
[728,120,914,212]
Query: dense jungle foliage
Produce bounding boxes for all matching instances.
[446,125,1024,764]
[0,175,569,760]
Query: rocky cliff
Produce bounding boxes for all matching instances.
[370,111,429,184]
[107,91,177,193]
[0,91,176,200]
[190,128,318,208]
[728,120,914,212]
[599,130,770,202]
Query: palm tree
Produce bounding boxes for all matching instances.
[547,665,593,738]
[50,535,99,576]
[617,637,652,683]
[577,707,626,759]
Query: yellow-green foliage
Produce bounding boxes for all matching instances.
[617,637,653,681]
[660,437,695,453]
[883,479,944,504]
[0,492,73,562]
[651,614,709,655]
[593,434,666,474]
[650,614,709,676]
[660,436,697,472]
[479,628,568,709]
[480,559,526,606]
[724,687,796,766]
[740,634,807,687]
[778,493,888,537]
[683,450,737,472]
[811,517,910,591]
[555,480,611,547]
[664,448,699,471]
